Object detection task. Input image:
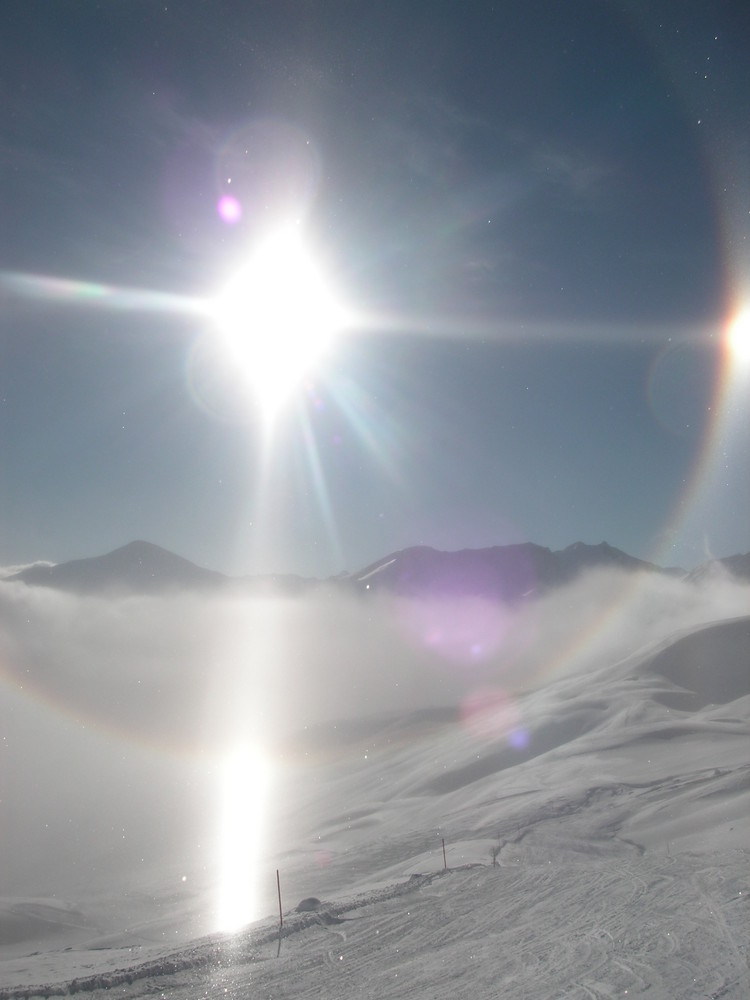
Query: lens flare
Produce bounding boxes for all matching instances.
[217,194,243,224]
[460,687,520,742]
[216,746,271,933]
[0,270,204,317]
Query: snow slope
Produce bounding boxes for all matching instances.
[1,612,748,998]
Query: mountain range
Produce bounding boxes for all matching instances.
[5,539,749,599]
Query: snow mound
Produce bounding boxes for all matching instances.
[645,616,750,708]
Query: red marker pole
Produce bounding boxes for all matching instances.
[277,869,283,928]
[442,838,447,870]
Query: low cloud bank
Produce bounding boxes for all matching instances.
[1,567,748,752]
[1,568,747,901]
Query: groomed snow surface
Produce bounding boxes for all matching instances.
[2,609,749,998]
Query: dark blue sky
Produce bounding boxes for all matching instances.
[1,1,748,575]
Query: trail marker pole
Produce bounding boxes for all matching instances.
[276,869,283,929]
[442,837,447,870]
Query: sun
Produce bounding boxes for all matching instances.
[725,305,750,368]
[210,225,351,421]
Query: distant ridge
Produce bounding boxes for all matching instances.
[5,540,748,599]
[5,540,228,595]
[346,541,662,602]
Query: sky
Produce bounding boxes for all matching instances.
[1,0,748,578]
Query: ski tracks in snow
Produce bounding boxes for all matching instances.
[12,847,744,1000]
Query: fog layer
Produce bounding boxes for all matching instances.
[1,569,747,916]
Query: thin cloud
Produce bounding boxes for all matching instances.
[529,144,613,199]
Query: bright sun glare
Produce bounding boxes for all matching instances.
[726,306,750,368]
[217,747,272,933]
[211,225,350,421]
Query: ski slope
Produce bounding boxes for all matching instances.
[1,614,748,999]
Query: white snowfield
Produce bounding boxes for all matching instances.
[1,605,748,998]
